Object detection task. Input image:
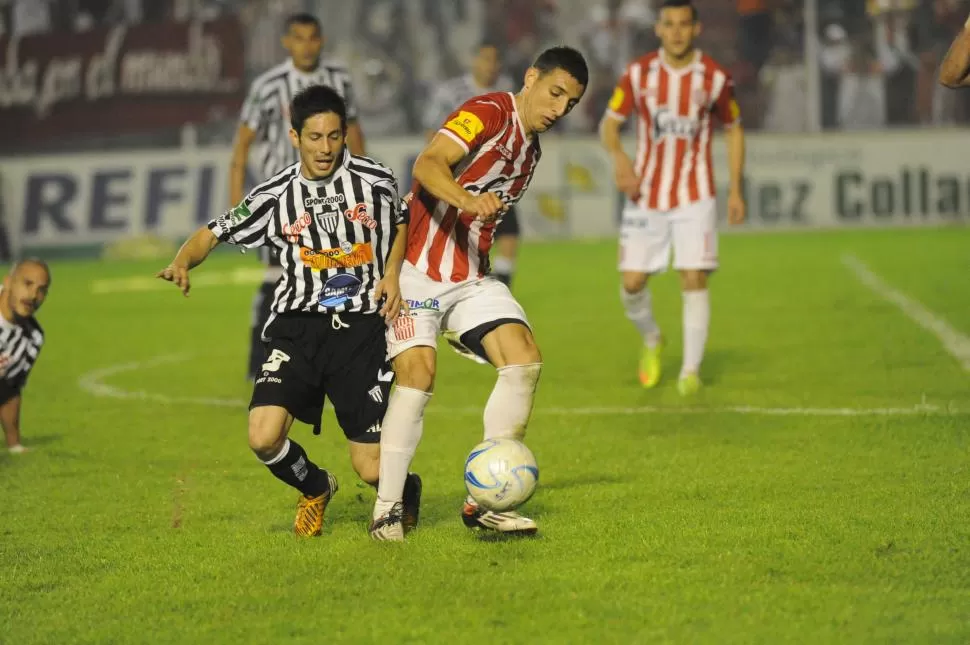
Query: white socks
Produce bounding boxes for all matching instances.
[374,386,432,518]
[483,363,542,441]
[681,289,710,377]
[620,286,661,348]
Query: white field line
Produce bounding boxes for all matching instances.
[77,355,964,417]
[842,254,970,372]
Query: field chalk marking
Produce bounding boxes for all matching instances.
[77,354,963,417]
[843,254,970,373]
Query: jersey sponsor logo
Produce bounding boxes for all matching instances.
[300,243,374,270]
[227,203,252,222]
[344,202,377,230]
[305,194,346,208]
[282,212,312,242]
[608,87,626,111]
[652,108,699,140]
[319,273,363,307]
[405,298,439,311]
[445,110,485,143]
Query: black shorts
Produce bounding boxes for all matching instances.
[495,205,520,238]
[250,311,393,443]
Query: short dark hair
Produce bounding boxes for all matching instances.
[290,85,347,134]
[13,258,50,281]
[660,0,698,21]
[532,46,588,87]
[284,12,321,34]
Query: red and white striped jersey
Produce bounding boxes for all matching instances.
[406,91,540,282]
[607,50,740,212]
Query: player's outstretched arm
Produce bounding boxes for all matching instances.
[599,114,639,199]
[413,134,505,219]
[229,124,257,206]
[940,20,970,88]
[0,394,24,453]
[156,227,220,296]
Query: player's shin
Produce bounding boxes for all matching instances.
[483,363,542,441]
[259,438,333,498]
[373,386,431,518]
[620,285,661,347]
[681,289,710,376]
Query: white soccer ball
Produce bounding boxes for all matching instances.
[463,438,539,512]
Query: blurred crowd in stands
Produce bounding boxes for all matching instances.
[2,0,969,150]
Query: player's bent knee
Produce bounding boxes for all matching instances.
[621,272,649,293]
[247,406,289,459]
[679,270,709,291]
[391,346,436,392]
[485,323,541,367]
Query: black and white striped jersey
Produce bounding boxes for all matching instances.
[240,57,360,180]
[208,151,404,331]
[0,309,43,394]
[424,73,516,130]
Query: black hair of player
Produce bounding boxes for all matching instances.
[284,12,321,34]
[659,0,699,21]
[290,85,347,135]
[532,46,589,87]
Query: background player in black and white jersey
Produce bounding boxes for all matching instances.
[0,259,50,455]
[158,86,420,538]
[230,13,368,381]
[425,42,521,289]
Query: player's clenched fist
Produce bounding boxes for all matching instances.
[156,264,191,296]
[461,192,507,221]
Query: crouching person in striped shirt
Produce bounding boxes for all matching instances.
[0,259,50,454]
[157,86,421,537]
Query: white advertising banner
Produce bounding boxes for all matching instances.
[1,129,966,252]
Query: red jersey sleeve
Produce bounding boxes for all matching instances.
[713,73,741,126]
[605,66,636,121]
[437,96,506,153]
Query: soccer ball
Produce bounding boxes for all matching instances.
[463,438,539,512]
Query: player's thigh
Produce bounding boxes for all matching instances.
[671,198,718,272]
[348,440,380,486]
[325,315,392,444]
[249,318,325,436]
[618,205,672,275]
[444,278,534,366]
[387,263,447,362]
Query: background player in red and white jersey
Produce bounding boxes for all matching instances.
[599,0,746,396]
[369,47,589,541]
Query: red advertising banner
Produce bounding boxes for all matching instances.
[0,17,245,149]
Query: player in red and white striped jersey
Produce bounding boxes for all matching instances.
[600,0,746,396]
[368,47,588,541]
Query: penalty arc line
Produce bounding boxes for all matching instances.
[76,354,965,417]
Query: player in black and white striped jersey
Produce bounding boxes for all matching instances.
[424,42,521,288]
[159,86,421,538]
[230,12,367,381]
[0,259,50,455]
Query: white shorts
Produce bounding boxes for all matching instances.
[386,262,530,360]
[618,198,719,274]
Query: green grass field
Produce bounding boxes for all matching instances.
[2,227,969,644]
